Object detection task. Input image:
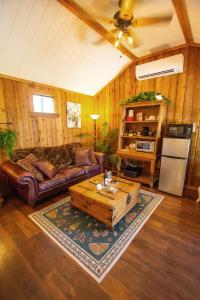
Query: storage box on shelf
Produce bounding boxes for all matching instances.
[117,101,166,187]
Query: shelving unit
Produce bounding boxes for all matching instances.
[117,101,167,187]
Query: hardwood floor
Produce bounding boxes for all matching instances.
[0,188,200,300]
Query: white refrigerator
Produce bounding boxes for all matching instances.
[158,138,190,196]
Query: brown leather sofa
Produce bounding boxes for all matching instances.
[0,143,104,206]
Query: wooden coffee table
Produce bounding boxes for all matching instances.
[69,174,141,229]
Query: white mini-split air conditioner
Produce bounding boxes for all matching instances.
[136,54,184,80]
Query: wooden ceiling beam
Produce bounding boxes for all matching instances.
[172,0,193,43]
[57,0,136,61]
[135,43,188,62]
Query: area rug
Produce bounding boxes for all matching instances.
[29,189,163,282]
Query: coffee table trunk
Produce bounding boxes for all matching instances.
[69,175,140,230]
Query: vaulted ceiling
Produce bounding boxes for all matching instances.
[0,0,199,95]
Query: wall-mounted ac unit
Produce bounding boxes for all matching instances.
[136,54,184,80]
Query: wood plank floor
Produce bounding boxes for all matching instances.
[0,188,200,300]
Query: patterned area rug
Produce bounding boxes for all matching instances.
[29,189,163,282]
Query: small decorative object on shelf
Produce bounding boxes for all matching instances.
[129,143,136,150]
[136,112,143,121]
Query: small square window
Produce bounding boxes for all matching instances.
[33,95,55,113]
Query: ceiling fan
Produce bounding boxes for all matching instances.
[95,0,173,48]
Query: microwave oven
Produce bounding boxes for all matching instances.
[166,123,193,138]
[136,141,155,153]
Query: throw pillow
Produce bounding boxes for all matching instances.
[72,146,97,165]
[33,160,56,179]
[74,149,92,166]
[17,153,44,182]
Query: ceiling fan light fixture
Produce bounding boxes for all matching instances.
[118,30,123,39]
[128,35,133,45]
[114,38,120,48]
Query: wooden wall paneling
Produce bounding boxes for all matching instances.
[0,79,7,124]
[105,85,109,125]
[182,47,198,123]
[167,73,178,122]
[114,77,120,129]
[173,48,188,123]
[163,49,180,122]
[187,48,200,186]
[124,67,131,99]
[109,82,115,128]
[0,79,8,163]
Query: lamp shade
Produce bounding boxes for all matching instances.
[90,114,100,120]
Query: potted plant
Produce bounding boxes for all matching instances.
[0,129,16,160]
[108,154,121,176]
[96,122,119,155]
[120,91,170,106]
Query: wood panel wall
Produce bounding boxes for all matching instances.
[0,76,94,163]
[94,46,200,189]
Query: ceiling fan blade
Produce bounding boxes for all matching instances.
[93,29,118,46]
[133,15,173,27]
[132,33,142,48]
[94,15,114,24]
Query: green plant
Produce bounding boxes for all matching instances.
[0,129,16,157]
[120,91,170,106]
[96,122,119,154]
[108,154,121,172]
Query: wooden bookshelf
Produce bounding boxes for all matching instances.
[117,101,167,187]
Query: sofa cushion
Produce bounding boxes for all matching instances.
[74,149,92,166]
[82,164,100,174]
[38,173,67,191]
[17,154,44,182]
[58,167,85,180]
[44,145,72,168]
[33,160,56,179]
[72,146,97,165]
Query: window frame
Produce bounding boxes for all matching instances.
[30,90,59,118]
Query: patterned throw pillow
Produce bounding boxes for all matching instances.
[32,160,56,179]
[17,153,44,182]
[72,146,97,165]
[74,149,92,166]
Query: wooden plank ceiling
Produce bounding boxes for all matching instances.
[0,0,199,95]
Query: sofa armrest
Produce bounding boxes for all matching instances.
[0,161,38,205]
[94,152,105,171]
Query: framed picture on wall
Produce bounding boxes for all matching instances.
[66,102,81,128]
